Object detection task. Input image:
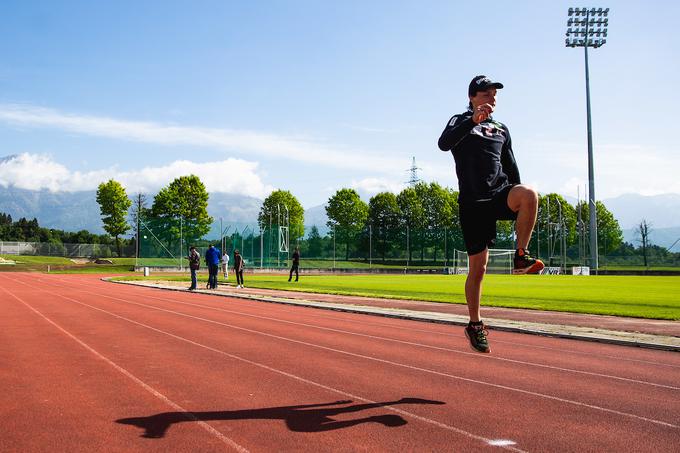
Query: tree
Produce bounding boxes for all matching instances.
[96,179,132,256]
[150,175,213,251]
[129,193,148,258]
[635,219,652,267]
[326,188,368,260]
[257,190,305,244]
[396,187,425,263]
[306,225,324,258]
[415,182,455,262]
[577,200,623,260]
[368,192,401,261]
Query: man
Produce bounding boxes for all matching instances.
[288,246,300,282]
[438,75,544,353]
[187,246,200,291]
[233,249,244,288]
[204,244,221,289]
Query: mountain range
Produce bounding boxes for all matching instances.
[0,186,679,249]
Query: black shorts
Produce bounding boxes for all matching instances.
[459,185,518,256]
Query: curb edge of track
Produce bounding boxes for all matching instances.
[104,278,680,353]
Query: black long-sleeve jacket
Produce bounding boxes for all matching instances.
[438,110,520,204]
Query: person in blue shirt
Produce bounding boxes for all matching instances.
[204,244,221,289]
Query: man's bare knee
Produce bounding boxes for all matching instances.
[509,185,538,212]
[468,262,487,280]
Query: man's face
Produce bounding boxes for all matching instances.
[470,87,497,110]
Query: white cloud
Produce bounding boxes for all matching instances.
[351,177,407,197]
[0,104,405,173]
[0,153,273,198]
[519,139,680,199]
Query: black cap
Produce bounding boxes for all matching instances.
[468,75,504,97]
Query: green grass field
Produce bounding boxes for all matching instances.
[0,254,135,273]
[115,273,680,320]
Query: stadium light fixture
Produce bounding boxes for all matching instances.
[565,6,610,271]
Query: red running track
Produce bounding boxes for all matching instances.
[1,273,679,452]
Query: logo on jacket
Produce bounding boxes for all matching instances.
[473,121,505,139]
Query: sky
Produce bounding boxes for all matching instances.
[1,0,679,210]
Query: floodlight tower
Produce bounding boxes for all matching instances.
[566,7,609,271]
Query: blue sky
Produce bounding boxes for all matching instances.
[1,0,678,208]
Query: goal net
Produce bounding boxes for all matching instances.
[453,249,515,274]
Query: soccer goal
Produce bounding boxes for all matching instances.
[453,249,515,274]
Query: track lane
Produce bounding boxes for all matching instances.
[0,280,246,453]
[19,274,680,427]
[44,274,680,386]
[3,273,679,451]
[2,274,527,451]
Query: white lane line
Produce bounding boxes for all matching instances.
[40,275,680,391]
[21,276,679,431]
[97,288,680,391]
[11,279,526,452]
[103,277,680,369]
[0,284,249,453]
[41,274,680,370]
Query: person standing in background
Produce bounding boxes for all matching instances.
[233,249,244,288]
[288,246,300,282]
[205,244,221,289]
[187,246,200,291]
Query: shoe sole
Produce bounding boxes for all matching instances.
[512,261,545,275]
[464,329,490,353]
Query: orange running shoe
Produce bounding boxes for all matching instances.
[512,248,545,275]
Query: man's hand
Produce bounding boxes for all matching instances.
[472,103,494,123]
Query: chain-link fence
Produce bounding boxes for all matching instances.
[137,220,519,270]
[0,241,134,258]
[135,217,680,270]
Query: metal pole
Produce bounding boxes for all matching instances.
[536,205,540,261]
[333,225,336,269]
[136,194,140,268]
[180,217,183,271]
[260,226,264,269]
[406,225,410,268]
[444,226,447,267]
[547,196,551,265]
[369,224,372,268]
[285,205,290,263]
[584,19,599,271]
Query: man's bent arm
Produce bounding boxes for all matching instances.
[438,115,476,151]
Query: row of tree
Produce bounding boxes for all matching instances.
[254,183,633,264]
[31,174,664,265]
[95,176,213,256]
[0,212,124,246]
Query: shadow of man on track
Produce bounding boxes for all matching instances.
[116,397,445,438]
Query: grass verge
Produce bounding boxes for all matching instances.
[113,273,680,320]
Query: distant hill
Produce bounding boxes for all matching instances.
[603,193,680,229]
[0,187,263,236]
[0,187,101,232]
[622,226,680,251]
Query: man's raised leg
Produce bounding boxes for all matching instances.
[507,185,544,274]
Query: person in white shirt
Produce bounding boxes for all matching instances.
[222,251,230,279]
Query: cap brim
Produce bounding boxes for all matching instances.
[489,82,504,89]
